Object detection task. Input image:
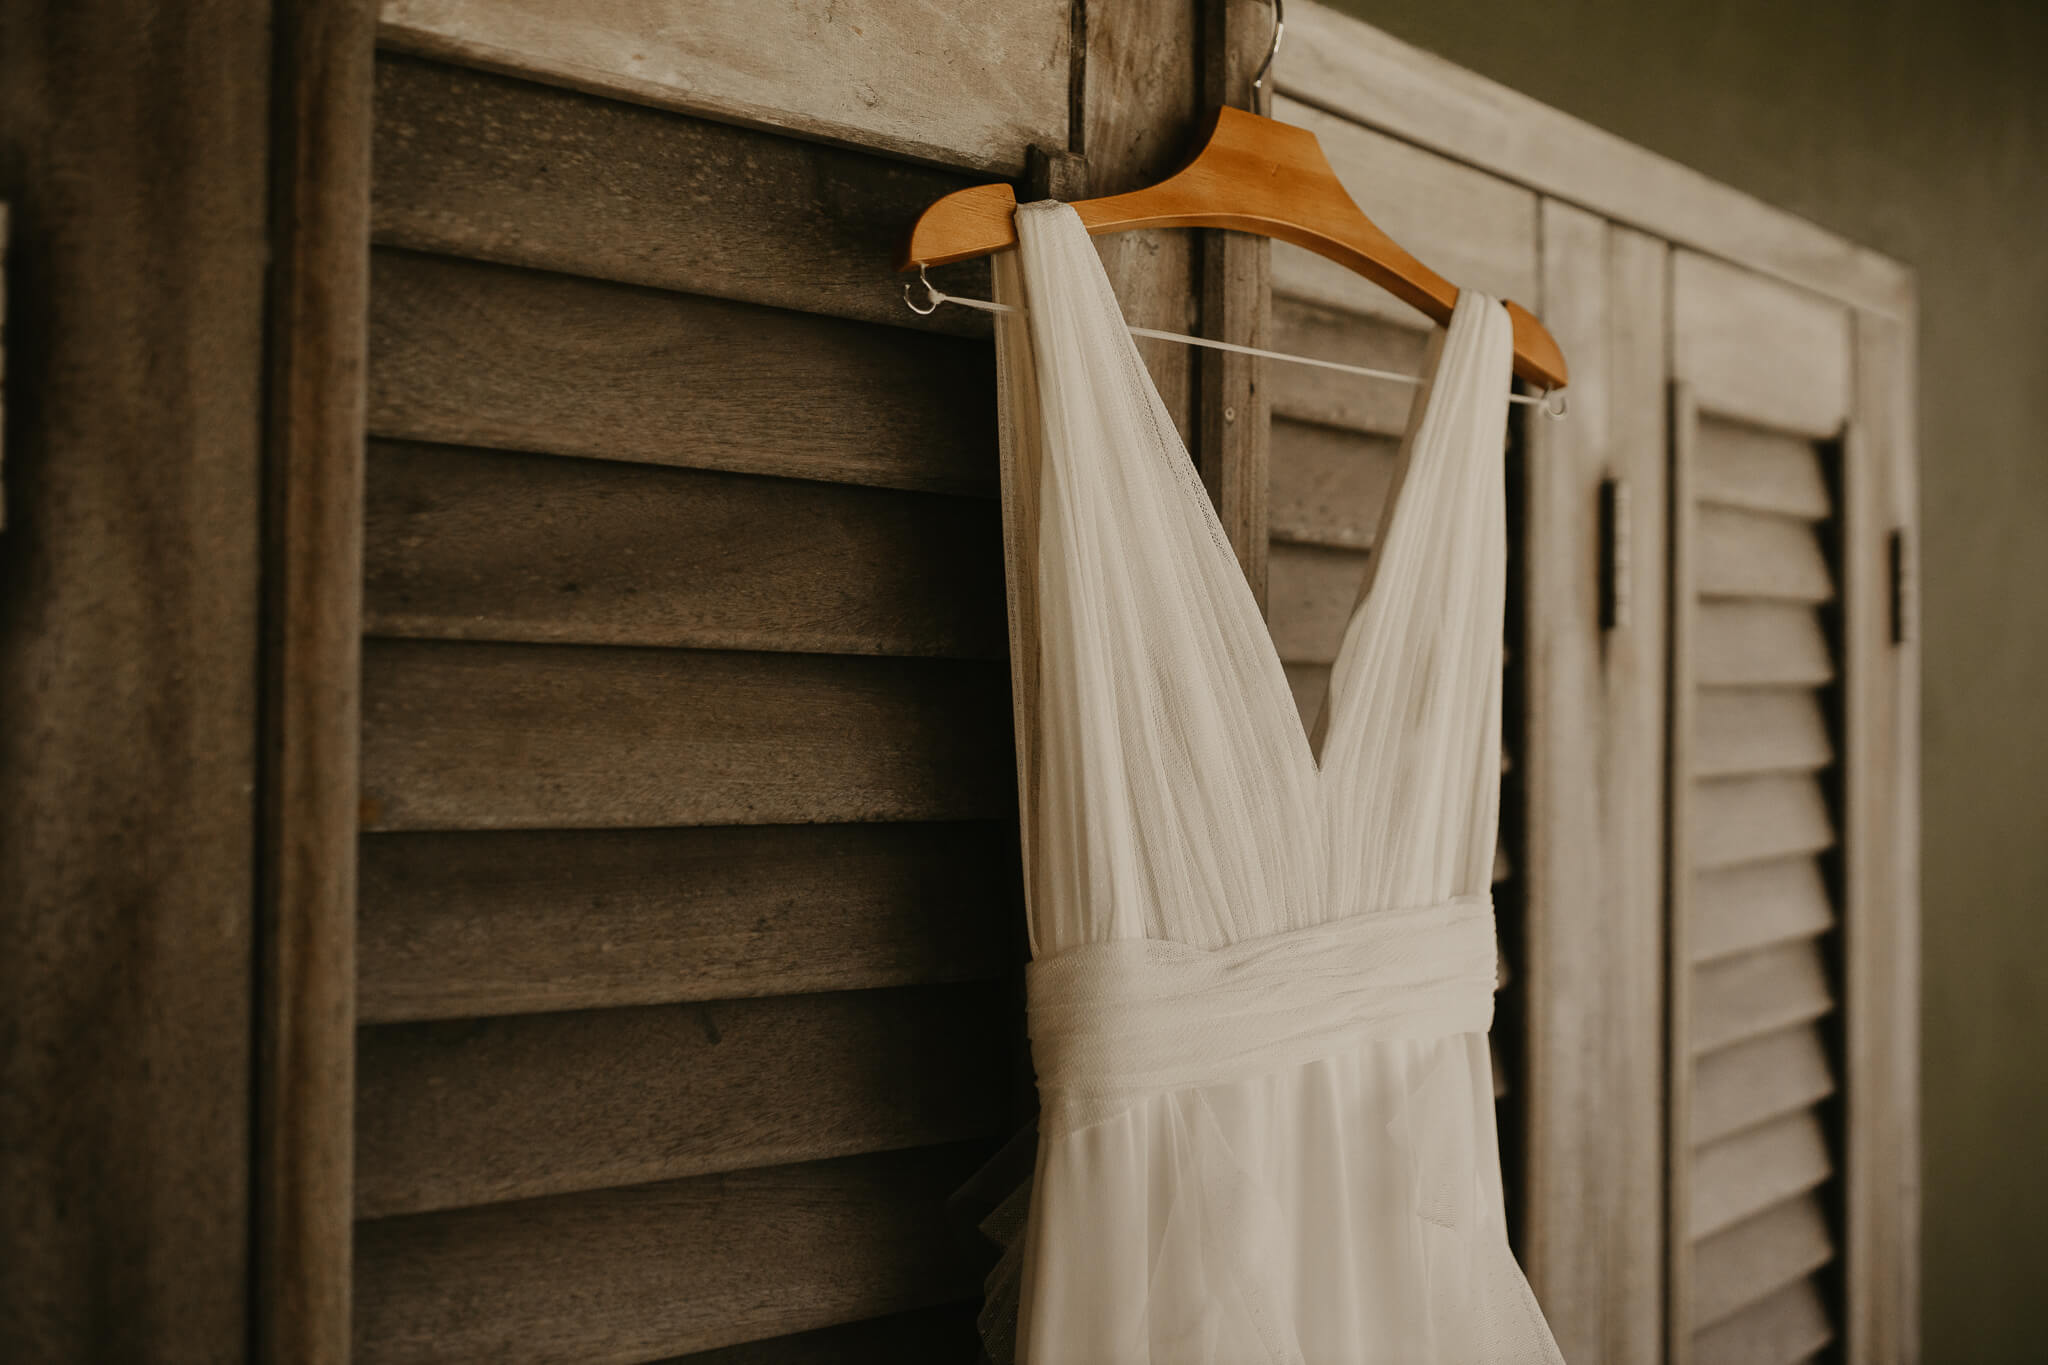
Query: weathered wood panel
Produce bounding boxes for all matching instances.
[1268,297,1429,437]
[367,249,999,496]
[1267,543,1369,666]
[1272,94,1539,322]
[1691,774,1835,870]
[1695,420,1831,520]
[358,822,1017,1023]
[1691,1195,1834,1328]
[1691,1026,1836,1146]
[359,640,1015,831]
[1692,940,1833,1056]
[1676,251,1852,438]
[353,1144,990,1364]
[657,1303,981,1364]
[1270,419,1398,550]
[376,0,1069,174]
[1693,688,1833,779]
[1696,506,1835,603]
[357,985,1015,1216]
[1690,856,1834,963]
[364,442,1006,658]
[1694,603,1835,687]
[1693,1278,1833,1365]
[0,4,271,1356]
[260,2,379,1359]
[1689,1110,1833,1239]
[371,55,991,334]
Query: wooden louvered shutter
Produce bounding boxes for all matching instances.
[1666,249,1918,1365]
[349,51,1038,1362]
[1261,95,1539,1175]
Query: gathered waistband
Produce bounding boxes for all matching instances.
[1026,895,1498,1136]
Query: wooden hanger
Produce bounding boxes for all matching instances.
[898,105,1569,392]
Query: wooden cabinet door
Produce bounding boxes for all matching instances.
[1666,249,1918,1365]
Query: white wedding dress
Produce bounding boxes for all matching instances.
[980,201,1566,1363]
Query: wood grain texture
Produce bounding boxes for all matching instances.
[1272,93,1540,324]
[364,441,1007,658]
[1266,542,1370,666]
[653,1303,981,1364]
[1675,250,1852,438]
[1270,419,1398,550]
[1082,0,1201,446]
[1691,1195,1834,1328]
[359,639,1015,831]
[1694,601,1836,687]
[1689,1110,1833,1240]
[1270,2,1913,320]
[1691,939,1833,1056]
[371,55,992,334]
[1690,856,1835,963]
[356,985,1016,1216]
[358,822,1019,1023]
[1696,506,1835,603]
[1691,1025,1836,1146]
[367,249,999,496]
[376,0,1069,174]
[1693,688,1833,778]
[1840,306,1921,1365]
[1692,1277,1833,1365]
[353,1144,991,1364]
[1269,297,1429,437]
[1694,419,1831,520]
[1690,773,1835,870]
[1519,203,1668,1363]
[258,2,377,1360]
[0,2,270,1354]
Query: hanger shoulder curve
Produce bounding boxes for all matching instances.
[899,107,1567,391]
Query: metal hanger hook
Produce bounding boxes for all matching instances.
[902,263,940,316]
[1251,0,1285,100]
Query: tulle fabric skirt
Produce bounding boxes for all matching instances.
[1013,1033,1564,1364]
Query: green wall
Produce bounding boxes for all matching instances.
[1321,1,2048,1357]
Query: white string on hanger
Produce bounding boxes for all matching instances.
[903,266,1568,419]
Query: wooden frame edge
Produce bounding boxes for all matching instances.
[256,1,376,1360]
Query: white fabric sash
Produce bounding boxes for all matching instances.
[1027,895,1499,1137]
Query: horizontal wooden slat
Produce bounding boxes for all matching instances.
[372,55,991,335]
[1695,419,1831,520]
[1691,856,1835,964]
[1691,773,1835,870]
[1691,1193,1835,1328]
[1691,1025,1836,1146]
[1272,94,1539,320]
[358,822,1018,1023]
[367,249,998,496]
[1268,298,1429,437]
[1693,938,1833,1056]
[1690,1109,1833,1240]
[1693,688,1833,779]
[1270,418,1398,550]
[1695,602,1835,687]
[1693,1276,1833,1365]
[657,1302,982,1364]
[354,1144,990,1365]
[359,639,1014,831]
[375,0,1068,176]
[1267,542,1368,665]
[1675,250,1851,438]
[1696,506,1835,603]
[356,985,1015,1217]
[364,442,1006,657]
